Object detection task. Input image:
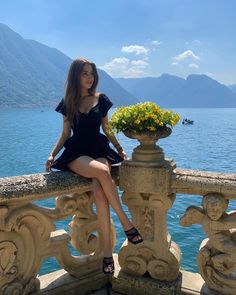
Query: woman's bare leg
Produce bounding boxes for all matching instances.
[92,178,112,257]
[68,156,133,231]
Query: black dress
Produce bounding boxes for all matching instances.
[51,93,124,171]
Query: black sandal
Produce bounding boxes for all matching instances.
[102,256,114,274]
[124,227,143,244]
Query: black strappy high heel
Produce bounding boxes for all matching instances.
[102,256,114,274]
[124,227,143,244]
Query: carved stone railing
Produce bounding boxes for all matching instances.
[0,171,117,295]
[1,146,236,295]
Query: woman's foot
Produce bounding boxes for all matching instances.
[124,227,143,244]
[102,256,114,274]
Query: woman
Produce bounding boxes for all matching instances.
[45,58,143,274]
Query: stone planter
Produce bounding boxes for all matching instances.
[123,127,172,162]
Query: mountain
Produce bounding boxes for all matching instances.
[1,23,235,108]
[116,74,186,106]
[229,84,236,94]
[116,74,236,107]
[0,23,137,107]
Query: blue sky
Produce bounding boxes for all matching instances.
[0,0,236,84]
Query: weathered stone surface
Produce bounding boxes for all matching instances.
[33,264,222,295]
[34,269,109,295]
[180,193,236,295]
[119,161,175,194]
[1,141,236,295]
[0,185,116,294]
[172,169,236,198]
[118,137,181,281]
[112,254,181,295]
[0,168,119,204]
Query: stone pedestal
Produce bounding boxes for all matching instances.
[112,254,181,295]
[116,131,181,288]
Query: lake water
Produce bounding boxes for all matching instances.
[0,107,236,275]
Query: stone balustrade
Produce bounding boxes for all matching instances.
[0,170,118,295]
[0,140,236,295]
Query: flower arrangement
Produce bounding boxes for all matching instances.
[110,101,180,133]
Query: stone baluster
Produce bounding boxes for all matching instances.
[113,130,181,294]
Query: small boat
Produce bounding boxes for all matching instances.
[182,118,194,125]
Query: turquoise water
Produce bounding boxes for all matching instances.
[0,107,236,275]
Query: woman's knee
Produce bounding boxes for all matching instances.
[96,164,111,181]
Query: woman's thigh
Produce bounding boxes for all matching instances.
[67,156,110,178]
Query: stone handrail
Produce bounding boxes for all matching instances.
[0,169,118,295]
[0,168,119,203]
[172,168,236,198]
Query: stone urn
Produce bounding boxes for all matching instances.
[123,127,172,162]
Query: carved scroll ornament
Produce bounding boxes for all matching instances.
[0,190,116,294]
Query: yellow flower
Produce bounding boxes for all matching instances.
[110,101,180,133]
[148,126,156,131]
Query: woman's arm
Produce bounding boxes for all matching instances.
[45,116,71,171]
[101,116,127,159]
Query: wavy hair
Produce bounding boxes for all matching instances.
[64,58,99,124]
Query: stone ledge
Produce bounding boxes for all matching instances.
[179,270,222,295]
[33,256,223,295]
[112,254,222,295]
[34,268,109,295]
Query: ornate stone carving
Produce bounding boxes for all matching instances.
[0,242,17,277]
[180,193,236,295]
[118,154,181,281]
[1,278,40,295]
[141,207,154,240]
[0,189,116,294]
[0,204,49,294]
[54,191,116,276]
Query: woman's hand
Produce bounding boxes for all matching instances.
[119,150,129,160]
[45,155,54,172]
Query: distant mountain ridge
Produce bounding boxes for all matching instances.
[1,23,236,108]
[229,84,236,94]
[0,23,137,107]
[116,74,236,107]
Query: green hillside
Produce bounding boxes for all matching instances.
[0,23,137,107]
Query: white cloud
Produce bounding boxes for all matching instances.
[193,39,201,44]
[185,39,201,46]
[131,60,149,68]
[121,45,149,55]
[123,67,145,78]
[189,63,199,69]
[100,57,148,77]
[171,62,178,66]
[174,50,200,61]
[152,40,162,46]
[101,57,129,72]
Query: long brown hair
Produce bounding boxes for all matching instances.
[64,58,99,124]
